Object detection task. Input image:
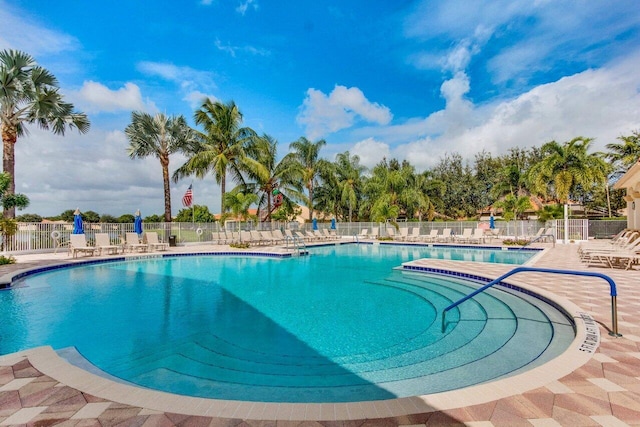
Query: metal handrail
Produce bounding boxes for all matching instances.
[518,233,556,249]
[285,235,306,254]
[441,266,620,337]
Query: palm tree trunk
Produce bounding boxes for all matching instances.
[1,125,17,219]
[220,172,226,214]
[161,155,172,222]
[308,184,313,222]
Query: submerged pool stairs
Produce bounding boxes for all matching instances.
[97,272,574,403]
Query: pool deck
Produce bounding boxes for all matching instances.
[1,241,639,426]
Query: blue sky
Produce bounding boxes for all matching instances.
[1,0,640,217]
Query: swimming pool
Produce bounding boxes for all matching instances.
[0,244,572,403]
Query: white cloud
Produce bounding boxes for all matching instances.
[73,81,156,113]
[183,91,219,109]
[137,61,217,92]
[214,39,270,57]
[297,85,392,140]
[13,127,224,217]
[0,0,79,56]
[350,138,390,169]
[236,0,258,15]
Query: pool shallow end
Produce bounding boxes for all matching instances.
[11,298,596,422]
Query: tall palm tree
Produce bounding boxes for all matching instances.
[334,151,365,222]
[125,112,195,222]
[240,134,303,222]
[527,137,608,204]
[173,99,256,214]
[289,136,329,222]
[0,49,90,218]
[605,130,640,170]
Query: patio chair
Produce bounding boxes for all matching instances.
[386,227,396,239]
[95,233,122,255]
[260,230,276,245]
[125,232,148,253]
[420,229,439,243]
[468,228,486,244]
[271,229,286,244]
[398,227,409,241]
[407,227,421,241]
[453,228,473,243]
[357,229,368,240]
[436,228,452,243]
[69,234,98,258]
[370,228,380,240]
[322,229,336,240]
[145,232,169,251]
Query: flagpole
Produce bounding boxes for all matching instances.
[191,182,195,224]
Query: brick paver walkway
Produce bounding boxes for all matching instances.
[1,243,639,426]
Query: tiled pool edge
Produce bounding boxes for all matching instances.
[0,249,597,421]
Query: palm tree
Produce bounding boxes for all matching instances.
[528,137,608,204]
[222,189,258,233]
[605,130,640,170]
[125,112,195,222]
[173,99,256,214]
[334,151,365,222]
[240,134,303,222]
[289,136,329,222]
[0,49,90,218]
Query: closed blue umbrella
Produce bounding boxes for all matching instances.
[330,218,336,230]
[312,218,318,230]
[489,214,495,229]
[134,210,143,236]
[72,208,84,234]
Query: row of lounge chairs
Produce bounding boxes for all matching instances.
[69,232,168,258]
[357,227,494,244]
[212,229,340,246]
[579,229,640,269]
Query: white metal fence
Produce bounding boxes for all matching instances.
[3,219,626,254]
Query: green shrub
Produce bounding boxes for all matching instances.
[0,255,16,265]
[230,242,250,249]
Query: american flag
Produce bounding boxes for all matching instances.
[182,184,193,207]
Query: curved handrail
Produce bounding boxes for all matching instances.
[441,266,620,336]
[518,233,556,249]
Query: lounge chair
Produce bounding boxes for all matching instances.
[386,227,396,239]
[528,227,546,242]
[95,233,122,255]
[468,228,486,244]
[322,229,337,240]
[453,228,473,243]
[313,230,327,241]
[145,232,169,251]
[357,229,368,240]
[271,229,286,244]
[398,227,409,241]
[69,234,98,258]
[421,229,439,243]
[125,232,148,253]
[239,230,253,245]
[260,230,276,245]
[407,227,421,241]
[370,228,380,240]
[436,228,452,243]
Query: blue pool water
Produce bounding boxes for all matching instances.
[0,244,572,402]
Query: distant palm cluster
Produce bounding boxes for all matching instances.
[2,49,638,226]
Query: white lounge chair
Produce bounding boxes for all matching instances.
[145,232,169,251]
[454,228,473,243]
[125,232,148,252]
[271,229,286,244]
[357,229,368,240]
[421,229,439,243]
[95,233,122,255]
[407,227,421,241]
[398,227,409,241]
[468,228,486,244]
[436,228,452,243]
[69,234,98,258]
